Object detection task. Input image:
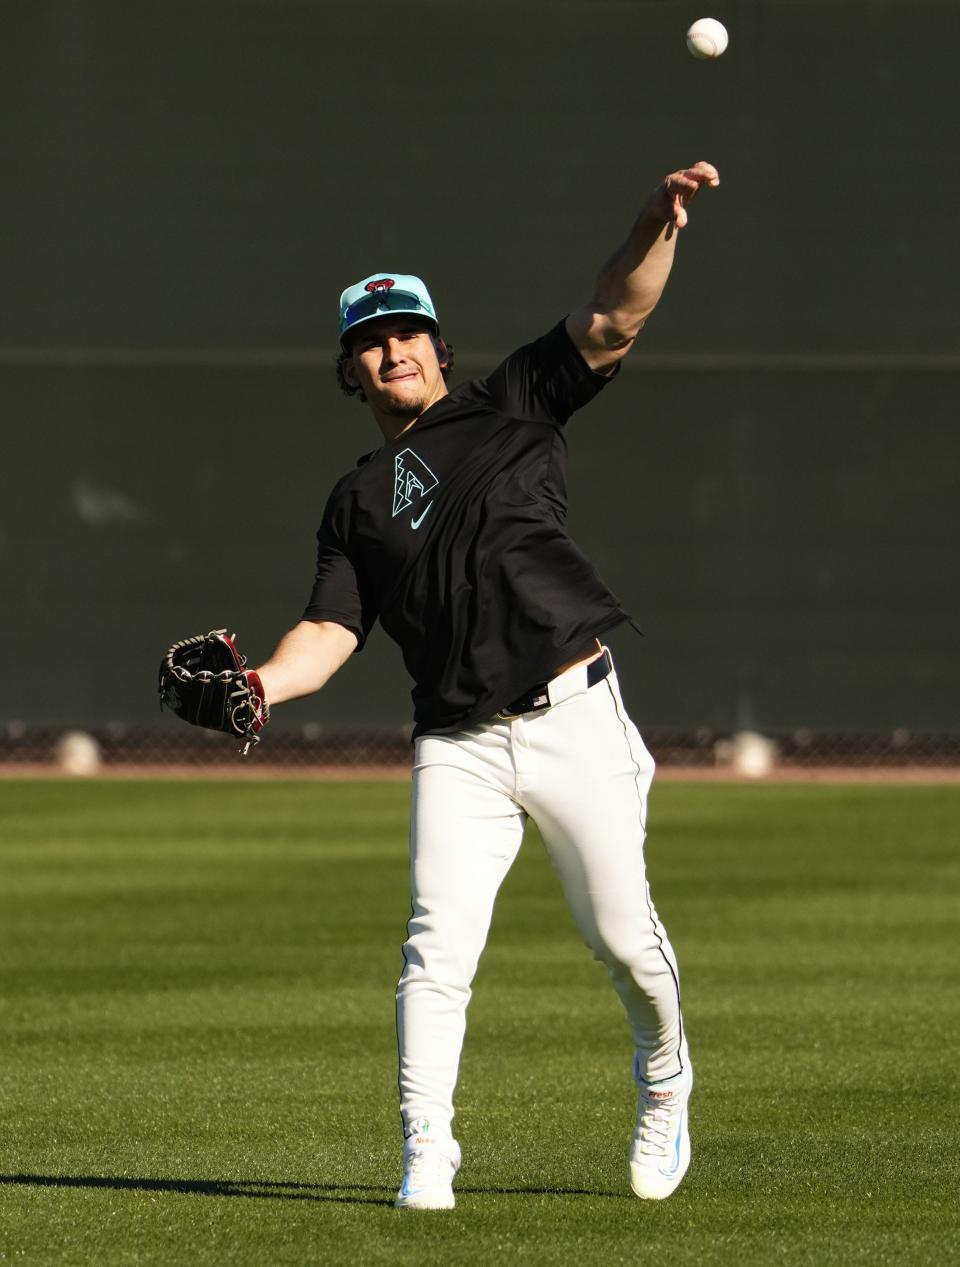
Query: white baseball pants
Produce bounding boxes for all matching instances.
[396,653,688,1137]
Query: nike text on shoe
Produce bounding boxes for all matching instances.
[629,1065,693,1200]
[395,1118,462,1211]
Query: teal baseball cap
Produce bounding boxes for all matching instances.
[338,272,439,350]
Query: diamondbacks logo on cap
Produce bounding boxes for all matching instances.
[366,278,395,294]
[393,448,439,518]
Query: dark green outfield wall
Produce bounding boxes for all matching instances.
[3,0,958,731]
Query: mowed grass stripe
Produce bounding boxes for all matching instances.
[0,780,957,1266]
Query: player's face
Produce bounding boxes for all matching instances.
[346,317,449,425]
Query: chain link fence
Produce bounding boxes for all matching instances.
[2,723,958,777]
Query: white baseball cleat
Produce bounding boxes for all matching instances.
[395,1118,462,1211]
[629,1065,693,1200]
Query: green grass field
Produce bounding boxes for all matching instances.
[0,779,957,1265]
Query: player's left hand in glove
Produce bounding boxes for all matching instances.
[158,629,269,755]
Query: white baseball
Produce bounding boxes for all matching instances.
[686,17,729,59]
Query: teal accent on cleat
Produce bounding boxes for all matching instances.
[629,1065,693,1200]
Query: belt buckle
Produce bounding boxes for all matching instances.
[496,688,549,722]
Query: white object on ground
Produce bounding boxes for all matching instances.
[731,730,778,778]
[56,731,102,776]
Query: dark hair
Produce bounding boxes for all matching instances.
[335,338,455,402]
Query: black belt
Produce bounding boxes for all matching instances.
[496,650,612,721]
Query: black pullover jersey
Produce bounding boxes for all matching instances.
[303,320,630,737]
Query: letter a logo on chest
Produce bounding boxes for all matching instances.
[392,448,440,517]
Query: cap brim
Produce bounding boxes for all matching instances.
[339,310,439,351]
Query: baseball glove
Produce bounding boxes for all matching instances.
[158,629,269,754]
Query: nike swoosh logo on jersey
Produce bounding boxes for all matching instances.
[410,501,434,530]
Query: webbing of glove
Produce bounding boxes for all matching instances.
[158,629,269,755]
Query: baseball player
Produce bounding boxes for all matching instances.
[253,161,720,1209]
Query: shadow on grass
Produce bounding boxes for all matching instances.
[0,1173,623,1204]
[0,1173,394,1206]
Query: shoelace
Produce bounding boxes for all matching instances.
[405,1146,452,1192]
[636,1094,682,1157]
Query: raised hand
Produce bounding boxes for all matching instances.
[656,161,720,230]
